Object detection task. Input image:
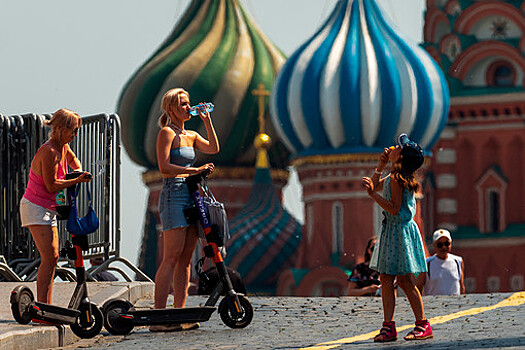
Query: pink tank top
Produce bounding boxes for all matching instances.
[23,149,67,210]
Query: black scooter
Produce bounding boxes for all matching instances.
[102,171,253,335]
[10,175,103,339]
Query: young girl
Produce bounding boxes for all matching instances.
[362,134,432,342]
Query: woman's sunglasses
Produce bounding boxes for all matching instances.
[436,241,450,248]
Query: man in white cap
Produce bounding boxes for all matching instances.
[416,229,465,295]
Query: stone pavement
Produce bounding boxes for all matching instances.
[60,291,524,350]
[0,281,154,350]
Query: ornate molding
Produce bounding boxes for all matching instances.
[292,153,381,167]
[142,166,289,186]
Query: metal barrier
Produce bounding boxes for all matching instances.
[0,113,150,282]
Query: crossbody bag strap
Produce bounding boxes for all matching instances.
[201,179,217,203]
[73,182,93,205]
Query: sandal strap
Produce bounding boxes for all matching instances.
[413,325,426,333]
[379,325,393,334]
[405,325,426,338]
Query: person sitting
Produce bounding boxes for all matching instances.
[347,236,381,296]
[416,229,465,295]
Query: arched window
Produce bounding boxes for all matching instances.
[487,61,516,87]
[475,166,507,233]
[332,202,344,254]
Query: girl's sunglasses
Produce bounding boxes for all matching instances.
[436,241,450,248]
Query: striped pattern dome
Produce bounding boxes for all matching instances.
[118,0,289,169]
[270,0,450,157]
[225,167,302,293]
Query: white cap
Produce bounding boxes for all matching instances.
[432,229,452,243]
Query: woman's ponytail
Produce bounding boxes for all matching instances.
[158,112,169,128]
[157,88,189,128]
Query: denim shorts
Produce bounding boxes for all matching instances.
[158,177,194,231]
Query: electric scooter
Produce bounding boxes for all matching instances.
[10,237,103,338]
[10,176,103,339]
[102,171,253,335]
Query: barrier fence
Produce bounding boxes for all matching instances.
[0,113,150,282]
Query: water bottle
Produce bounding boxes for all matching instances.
[56,190,66,205]
[189,102,214,116]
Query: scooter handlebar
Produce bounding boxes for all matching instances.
[186,168,211,189]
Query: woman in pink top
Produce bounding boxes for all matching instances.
[20,108,92,304]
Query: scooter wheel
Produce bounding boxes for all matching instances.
[70,303,103,339]
[10,286,34,324]
[218,295,253,328]
[103,299,134,335]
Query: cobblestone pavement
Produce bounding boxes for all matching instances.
[61,292,525,350]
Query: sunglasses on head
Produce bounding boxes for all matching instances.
[436,241,450,248]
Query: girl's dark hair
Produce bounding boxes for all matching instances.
[364,236,376,262]
[392,161,421,192]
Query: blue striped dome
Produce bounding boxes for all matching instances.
[270,0,450,156]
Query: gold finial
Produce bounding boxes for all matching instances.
[252,83,272,169]
[252,83,271,134]
[254,133,271,168]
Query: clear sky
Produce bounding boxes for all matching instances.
[1,0,425,266]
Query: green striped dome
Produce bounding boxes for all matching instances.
[118,0,290,169]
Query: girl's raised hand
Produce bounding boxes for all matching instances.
[379,147,393,168]
[362,176,375,195]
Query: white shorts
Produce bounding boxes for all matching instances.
[19,197,58,227]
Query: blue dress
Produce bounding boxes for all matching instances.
[369,175,427,275]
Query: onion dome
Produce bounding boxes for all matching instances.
[224,134,302,293]
[270,0,450,157]
[118,0,289,169]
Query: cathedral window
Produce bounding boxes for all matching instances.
[475,166,507,233]
[486,189,500,233]
[332,202,344,254]
[487,61,516,87]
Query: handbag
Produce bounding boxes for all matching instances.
[66,183,99,235]
[201,180,230,245]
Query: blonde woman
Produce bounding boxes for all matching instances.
[20,108,92,304]
[152,88,219,332]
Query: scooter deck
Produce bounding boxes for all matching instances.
[32,302,80,324]
[126,306,216,325]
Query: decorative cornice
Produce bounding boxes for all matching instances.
[451,92,525,106]
[292,153,432,168]
[142,166,289,186]
[292,154,380,167]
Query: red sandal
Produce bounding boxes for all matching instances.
[404,319,433,340]
[374,321,397,342]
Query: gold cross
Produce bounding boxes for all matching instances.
[252,83,271,134]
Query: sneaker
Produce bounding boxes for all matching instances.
[181,322,200,331]
[149,324,182,332]
[374,321,397,342]
[404,319,433,340]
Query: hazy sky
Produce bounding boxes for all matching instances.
[1,0,425,266]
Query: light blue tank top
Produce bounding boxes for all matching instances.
[169,147,196,167]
